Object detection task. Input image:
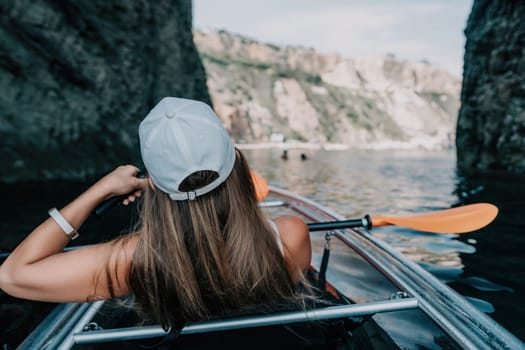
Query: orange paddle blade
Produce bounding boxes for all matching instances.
[251,171,269,202]
[371,203,498,234]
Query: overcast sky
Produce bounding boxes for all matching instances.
[193,0,473,78]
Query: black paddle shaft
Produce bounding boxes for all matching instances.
[307,215,372,232]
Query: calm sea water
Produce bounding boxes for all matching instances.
[0,148,523,346]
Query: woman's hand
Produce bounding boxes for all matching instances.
[94,165,149,204]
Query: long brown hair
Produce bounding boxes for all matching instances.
[128,150,296,329]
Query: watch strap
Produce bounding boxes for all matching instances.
[48,208,79,240]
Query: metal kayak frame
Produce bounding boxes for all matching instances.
[16,186,524,350]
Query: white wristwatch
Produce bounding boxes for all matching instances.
[48,208,79,240]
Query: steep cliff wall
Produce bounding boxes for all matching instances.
[195,29,461,150]
[457,0,525,172]
[0,0,210,182]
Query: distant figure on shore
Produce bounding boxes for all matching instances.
[300,153,308,161]
[281,150,288,160]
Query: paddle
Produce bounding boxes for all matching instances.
[94,170,269,216]
[251,173,498,234]
[307,203,498,234]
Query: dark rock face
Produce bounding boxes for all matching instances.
[457,0,525,173]
[0,0,210,182]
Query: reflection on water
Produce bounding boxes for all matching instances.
[452,170,525,341]
[243,147,524,341]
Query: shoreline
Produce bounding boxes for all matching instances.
[235,141,454,152]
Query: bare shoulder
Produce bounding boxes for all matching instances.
[93,233,140,298]
[274,215,309,253]
[274,215,308,234]
[118,232,140,255]
[79,232,140,298]
[273,215,311,281]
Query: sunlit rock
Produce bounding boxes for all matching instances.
[194,29,461,151]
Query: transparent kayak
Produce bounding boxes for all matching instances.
[17,186,524,350]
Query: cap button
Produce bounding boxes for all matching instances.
[166,110,176,119]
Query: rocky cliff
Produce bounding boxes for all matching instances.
[457,0,525,173]
[194,29,461,150]
[0,0,210,182]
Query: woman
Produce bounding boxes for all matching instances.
[0,97,311,330]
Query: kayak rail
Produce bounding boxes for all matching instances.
[73,298,418,344]
[17,297,418,348]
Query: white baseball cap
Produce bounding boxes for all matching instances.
[138,97,236,200]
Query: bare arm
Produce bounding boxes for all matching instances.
[275,215,312,283]
[0,166,147,302]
